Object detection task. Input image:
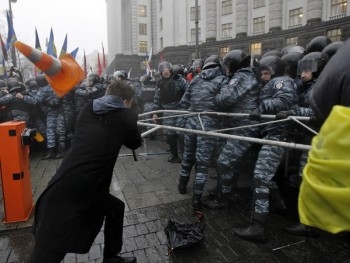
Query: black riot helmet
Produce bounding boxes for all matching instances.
[305,36,332,54]
[281,52,304,79]
[113,70,127,80]
[322,41,344,59]
[140,74,152,83]
[7,78,26,93]
[87,73,100,86]
[261,50,282,58]
[281,45,305,55]
[27,79,39,90]
[297,51,329,78]
[158,61,173,79]
[192,58,204,69]
[173,64,184,77]
[0,79,7,89]
[202,55,222,70]
[36,74,49,87]
[259,55,286,78]
[222,49,251,76]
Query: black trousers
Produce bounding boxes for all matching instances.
[28,194,125,262]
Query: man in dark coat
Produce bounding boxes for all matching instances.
[29,81,142,263]
[309,38,350,122]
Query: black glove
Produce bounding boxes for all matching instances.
[275,111,291,120]
[249,108,261,121]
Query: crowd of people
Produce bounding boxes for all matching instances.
[144,35,344,243]
[1,35,348,262]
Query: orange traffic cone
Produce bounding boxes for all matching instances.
[14,41,84,97]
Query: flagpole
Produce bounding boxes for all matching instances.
[9,0,17,67]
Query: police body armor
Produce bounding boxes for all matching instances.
[141,81,156,102]
[158,78,184,105]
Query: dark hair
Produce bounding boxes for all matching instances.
[105,80,135,100]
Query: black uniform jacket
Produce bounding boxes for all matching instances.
[310,38,350,122]
[33,100,141,253]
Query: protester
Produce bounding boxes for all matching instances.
[28,80,141,263]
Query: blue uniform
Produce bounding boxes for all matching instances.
[179,66,227,196]
[215,67,260,194]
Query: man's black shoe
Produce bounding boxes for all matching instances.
[284,223,320,237]
[168,155,181,163]
[103,255,137,263]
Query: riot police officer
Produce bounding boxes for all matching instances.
[152,61,188,163]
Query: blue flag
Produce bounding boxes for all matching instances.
[47,27,57,58]
[70,47,79,59]
[6,10,17,50]
[59,34,68,58]
[35,27,42,51]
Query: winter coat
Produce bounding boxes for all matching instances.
[32,96,142,253]
[310,38,350,122]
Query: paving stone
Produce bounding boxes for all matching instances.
[136,223,149,236]
[123,237,138,252]
[1,139,350,262]
[135,235,150,249]
[133,249,149,263]
[124,225,138,238]
[145,233,161,247]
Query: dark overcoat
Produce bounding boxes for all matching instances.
[310,38,350,122]
[32,100,141,253]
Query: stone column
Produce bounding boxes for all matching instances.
[236,0,248,38]
[307,0,323,24]
[269,0,283,32]
[206,0,217,41]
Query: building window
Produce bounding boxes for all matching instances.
[253,16,265,35]
[250,42,262,57]
[139,41,148,53]
[286,36,298,45]
[327,28,342,41]
[289,8,303,28]
[160,18,163,31]
[190,6,201,20]
[160,37,163,49]
[222,0,232,15]
[219,46,230,59]
[159,0,162,11]
[330,0,347,19]
[138,5,147,17]
[191,28,201,43]
[139,23,147,35]
[221,23,232,39]
[253,0,265,8]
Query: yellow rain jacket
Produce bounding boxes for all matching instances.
[299,105,350,234]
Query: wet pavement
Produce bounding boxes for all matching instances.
[0,133,349,263]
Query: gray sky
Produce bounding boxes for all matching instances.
[0,0,108,57]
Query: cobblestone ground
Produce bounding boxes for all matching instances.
[0,135,349,263]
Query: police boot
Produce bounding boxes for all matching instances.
[284,222,319,237]
[234,214,267,242]
[269,188,287,213]
[53,143,65,159]
[204,192,230,209]
[192,194,202,214]
[178,176,189,194]
[167,135,181,163]
[41,148,55,160]
[206,164,234,205]
[192,183,204,213]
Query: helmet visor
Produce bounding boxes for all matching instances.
[297,59,318,75]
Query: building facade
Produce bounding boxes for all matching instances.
[106,0,350,78]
